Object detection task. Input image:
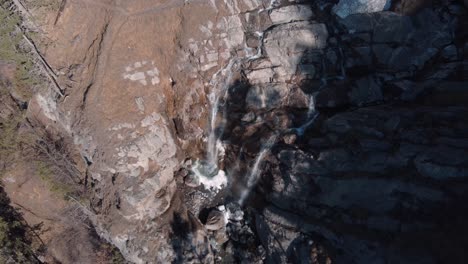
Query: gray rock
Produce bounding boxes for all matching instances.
[341,33,372,46]
[205,210,226,231]
[435,137,468,148]
[373,44,438,72]
[241,112,256,123]
[372,13,413,43]
[308,137,330,148]
[313,177,447,213]
[358,152,406,172]
[349,76,383,106]
[356,126,385,138]
[318,148,355,172]
[246,84,309,110]
[269,5,314,25]
[366,216,400,232]
[383,115,401,132]
[246,84,286,110]
[345,46,372,68]
[441,45,458,60]
[325,115,352,134]
[415,160,468,180]
[359,139,392,151]
[315,84,350,108]
[339,13,375,32]
[414,147,468,180]
[297,64,316,79]
[333,0,392,18]
[464,43,468,59]
[246,67,274,84]
[279,150,329,175]
[264,22,328,81]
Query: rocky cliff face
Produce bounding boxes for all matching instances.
[15,0,468,263]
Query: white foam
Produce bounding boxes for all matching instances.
[192,161,228,191]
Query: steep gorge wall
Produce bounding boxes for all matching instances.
[25,0,468,263]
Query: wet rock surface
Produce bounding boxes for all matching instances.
[14,0,468,263]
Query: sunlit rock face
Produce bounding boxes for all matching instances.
[333,0,392,18]
[29,0,468,263]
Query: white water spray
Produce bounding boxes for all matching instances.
[192,160,228,190]
[238,135,277,206]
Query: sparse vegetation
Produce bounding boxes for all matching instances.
[37,161,75,199]
[0,6,43,260]
[26,0,61,12]
[0,2,128,263]
[0,115,22,168]
[0,0,71,191]
[0,2,38,99]
[111,247,126,264]
[0,0,76,245]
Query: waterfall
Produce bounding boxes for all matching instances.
[206,58,239,168]
[238,135,277,206]
[290,48,347,136]
[191,0,295,191]
[191,58,240,190]
[292,47,347,137]
[192,24,268,190]
[306,94,316,119]
[290,94,319,136]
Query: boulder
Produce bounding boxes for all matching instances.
[269,5,314,25]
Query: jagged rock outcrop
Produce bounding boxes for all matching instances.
[20,0,468,263]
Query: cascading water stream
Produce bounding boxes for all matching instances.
[290,49,348,136]
[238,135,277,206]
[191,58,241,190]
[192,21,269,190]
[207,27,270,166]
[294,96,319,136]
[206,58,239,168]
